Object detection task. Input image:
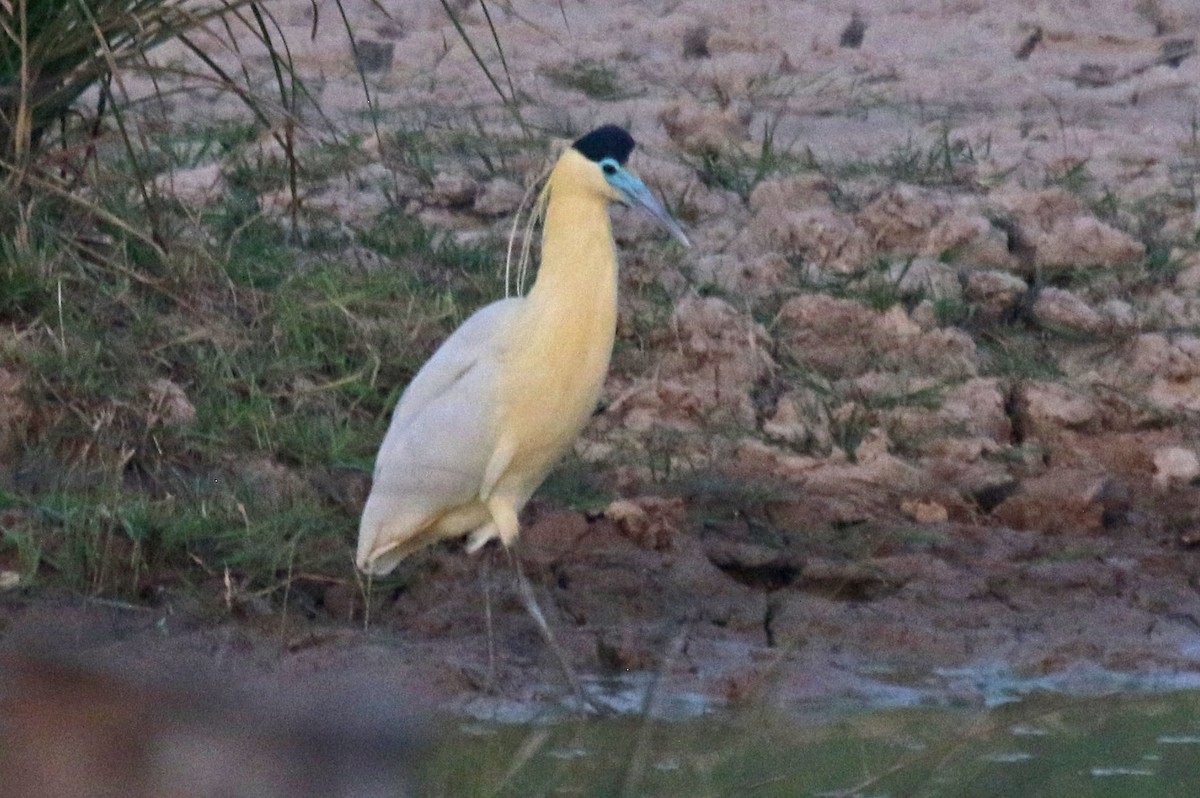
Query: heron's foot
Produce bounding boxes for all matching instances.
[465,523,497,554]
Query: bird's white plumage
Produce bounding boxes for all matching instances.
[356,298,522,573]
[378,298,521,437]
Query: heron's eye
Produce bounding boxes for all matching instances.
[601,161,617,176]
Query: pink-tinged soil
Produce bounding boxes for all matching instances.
[6,484,1200,717]
[5,0,1200,730]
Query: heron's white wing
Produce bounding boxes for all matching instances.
[384,297,523,437]
[357,298,523,572]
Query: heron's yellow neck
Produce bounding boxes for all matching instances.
[495,152,620,489]
[528,192,616,307]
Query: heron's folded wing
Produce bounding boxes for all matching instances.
[357,298,523,569]
[357,351,500,569]
[385,297,522,434]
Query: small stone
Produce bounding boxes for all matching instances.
[604,496,685,551]
[992,187,1085,232]
[944,378,1013,442]
[922,211,1015,270]
[1100,299,1136,331]
[889,377,1012,449]
[763,389,831,449]
[839,12,866,48]
[777,294,978,379]
[900,499,949,524]
[748,175,835,213]
[1034,216,1144,273]
[0,571,19,591]
[353,39,395,73]
[682,25,710,59]
[751,205,873,275]
[473,177,525,217]
[429,172,478,208]
[691,253,788,297]
[1126,334,1200,412]
[854,427,893,464]
[235,458,309,508]
[1151,289,1200,328]
[147,379,196,427]
[965,270,1028,318]
[1032,287,1107,334]
[1176,260,1200,291]
[993,471,1123,534]
[889,257,962,301]
[659,100,747,155]
[1015,27,1042,60]
[1127,334,1200,378]
[910,299,938,329]
[1153,446,1200,489]
[858,186,947,254]
[1020,382,1098,434]
[615,295,773,430]
[1161,37,1195,68]
[1072,63,1118,88]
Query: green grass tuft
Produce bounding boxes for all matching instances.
[543,59,627,101]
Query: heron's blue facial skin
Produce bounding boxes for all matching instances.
[600,158,691,247]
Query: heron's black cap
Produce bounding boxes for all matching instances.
[572,125,635,166]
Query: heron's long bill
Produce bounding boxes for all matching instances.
[611,170,691,247]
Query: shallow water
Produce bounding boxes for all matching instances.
[423,688,1200,797]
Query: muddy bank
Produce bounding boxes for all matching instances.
[5,489,1200,718]
[4,0,1200,733]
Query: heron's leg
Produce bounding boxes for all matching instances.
[506,546,602,715]
[481,545,497,693]
[465,495,518,553]
[484,495,521,547]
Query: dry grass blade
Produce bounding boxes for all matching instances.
[0,0,245,162]
[332,0,392,188]
[173,32,274,130]
[437,0,528,134]
[0,0,340,257]
[0,159,165,260]
[477,0,520,115]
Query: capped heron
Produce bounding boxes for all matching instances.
[356,125,688,703]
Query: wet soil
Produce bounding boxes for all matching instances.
[5,489,1200,717]
[6,0,1200,725]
